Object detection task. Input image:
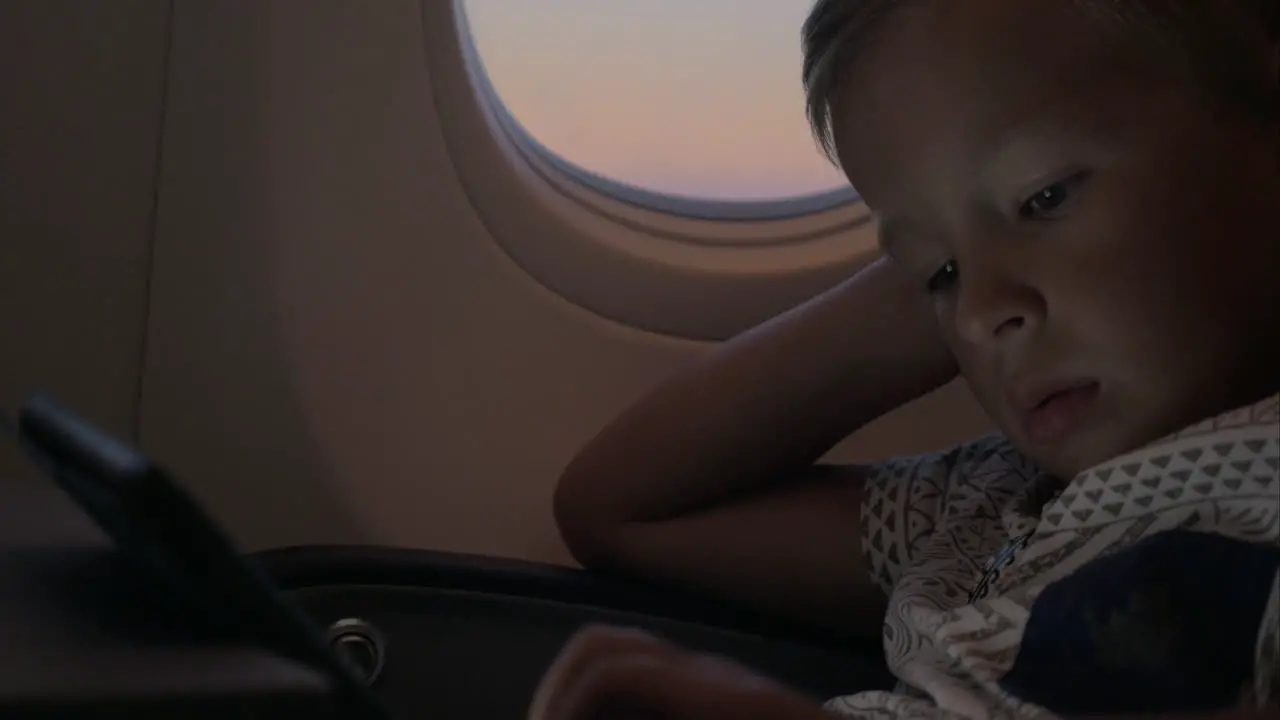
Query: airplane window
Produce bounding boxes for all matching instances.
[462,0,851,207]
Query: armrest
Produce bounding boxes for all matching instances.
[251,545,893,719]
[254,544,880,650]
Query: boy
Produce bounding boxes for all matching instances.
[532,1,1279,718]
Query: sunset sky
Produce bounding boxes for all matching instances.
[462,0,848,201]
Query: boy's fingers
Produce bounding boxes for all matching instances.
[565,652,824,720]
[531,625,826,720]
[528,624,679,720]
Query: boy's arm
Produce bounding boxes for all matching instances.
[554,258,957,635]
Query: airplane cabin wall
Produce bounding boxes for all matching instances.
[2,0,993,565]
[0,1,169,480]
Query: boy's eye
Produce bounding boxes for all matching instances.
[1018,171,1090,220]
[926,259,958,294]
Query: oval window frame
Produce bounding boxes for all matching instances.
[422,0,881,340]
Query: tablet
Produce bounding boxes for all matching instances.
[13,392,390,719]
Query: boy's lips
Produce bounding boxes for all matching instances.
[1008,377,1102,445]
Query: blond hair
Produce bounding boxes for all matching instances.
[801,0,1280,166]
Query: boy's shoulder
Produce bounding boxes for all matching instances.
[858,432,1044,594]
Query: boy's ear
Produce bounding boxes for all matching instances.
[1273,43,1279,90]
[1273,41,1279,160]
[1270,36,1279,85]
[1270,8,1279,82]
[1271,38,1279,129]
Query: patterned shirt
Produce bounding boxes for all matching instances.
[826,395,1279,719]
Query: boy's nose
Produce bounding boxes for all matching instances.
[953,264,1045,348]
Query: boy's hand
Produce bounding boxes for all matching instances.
[528,625,831,720]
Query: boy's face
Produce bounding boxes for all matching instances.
[831,0,1279,478]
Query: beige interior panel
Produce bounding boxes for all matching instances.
[0,1,170,479]
[4,1,991,564]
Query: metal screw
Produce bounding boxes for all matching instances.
[325,618,386,686]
